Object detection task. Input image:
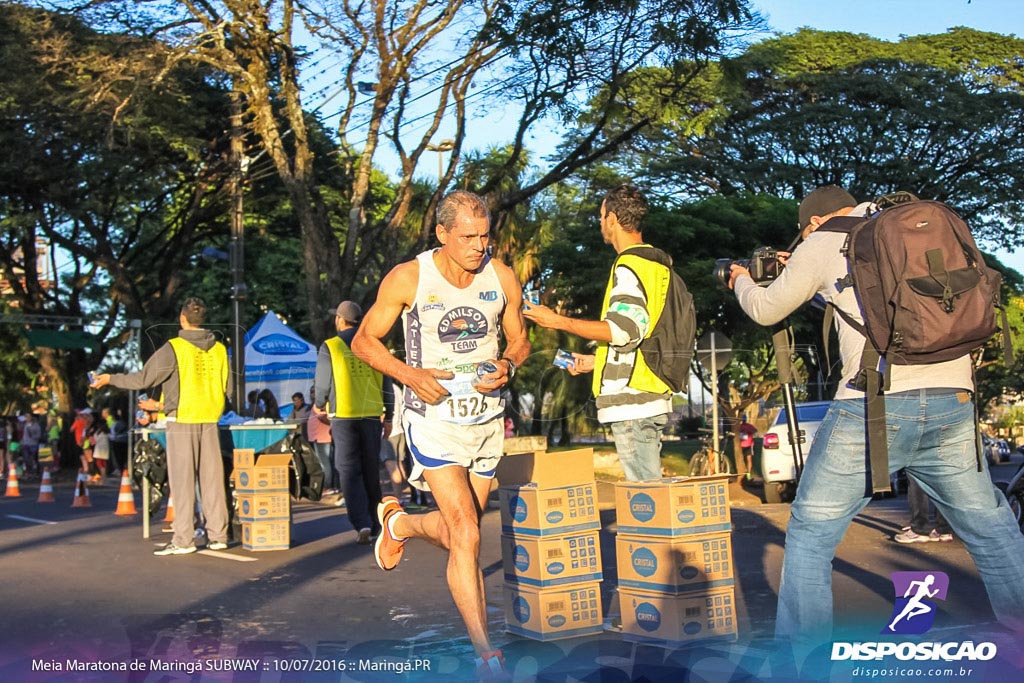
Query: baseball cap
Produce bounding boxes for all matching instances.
[335,301,363,324]
[798,185,857,231]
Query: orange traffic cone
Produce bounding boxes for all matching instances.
[71,471,92,508]
[4,463,20,498]
[164,492,175,522]
[113,470,136,515]
[36,468,56,503]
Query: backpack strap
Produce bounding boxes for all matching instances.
[861,344,892,495]
[821,302,867,381]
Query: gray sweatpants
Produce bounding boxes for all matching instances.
[166,421,228,548]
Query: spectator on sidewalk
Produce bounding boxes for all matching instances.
[895,476,954,543]
[306,386,336,496]
[20,412,42,478]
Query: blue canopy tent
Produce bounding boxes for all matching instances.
[242,311,317,413]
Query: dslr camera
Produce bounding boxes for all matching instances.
[714,247,784,287]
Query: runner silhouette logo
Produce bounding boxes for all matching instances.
[884,571,949,635]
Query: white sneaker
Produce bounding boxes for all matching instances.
[154,543,197,556]
[894,527,930,544]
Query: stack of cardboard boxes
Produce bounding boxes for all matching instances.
[232,449,293,551]
[496,442,604,641]
[614,475,737,646]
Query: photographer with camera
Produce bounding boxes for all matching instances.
[727,185,1024,644]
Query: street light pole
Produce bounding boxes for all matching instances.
[426,139,455,186]
[229,89,247,411]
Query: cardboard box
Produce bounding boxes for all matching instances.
[233,453,292,493]
[615,532,734,594]
[501,532,603,587]
[503,435,548,454]
[237,491,291,522]
[615,476,731,537]
[233,448,257,468]
[499,482,600,537]
[620,587,738,646]
[504,582,604,641]
[241,520,291,551]
[497,448,594,488]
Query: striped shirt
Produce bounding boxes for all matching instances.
[596,263,672,423]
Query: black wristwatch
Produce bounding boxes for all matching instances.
[503,358,517,380]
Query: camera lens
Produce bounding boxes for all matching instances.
[713,259,736,288]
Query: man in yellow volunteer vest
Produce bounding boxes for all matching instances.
[524,184,672,481]
[92,297,230,555]
[312,301,394,545]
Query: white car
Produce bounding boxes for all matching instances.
[761,401,831,504]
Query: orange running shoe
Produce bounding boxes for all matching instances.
[374,496,407,570]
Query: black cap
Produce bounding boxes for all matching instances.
[335,301,362,324]
[798,185,857,231]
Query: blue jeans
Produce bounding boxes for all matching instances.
[776,390,1024,642]
[330,418,383,533]
[609,414,667,481]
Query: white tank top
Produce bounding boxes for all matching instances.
[402,250,506,424]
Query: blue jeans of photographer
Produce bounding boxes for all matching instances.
[610,414,667,482]
[776,389,1024,642]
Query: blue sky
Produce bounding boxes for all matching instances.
[755,0,1021,40]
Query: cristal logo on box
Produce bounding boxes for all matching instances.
[547,615,566,627]
[831,572,997,662]
[510,496,528,522]
[680,566,699,580]
[634,601,661,632]
[677,510,696,523]
[547,562,565,575]
[629,493,656,522]
[546,511,564,523]
[631,547,658,577]
[514,544,530,571]
[512,597,530,623]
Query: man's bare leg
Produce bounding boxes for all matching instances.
[391,465,494,655]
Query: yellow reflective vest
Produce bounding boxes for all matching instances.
[168,337,228,423]
[593,245,672,397]
[326,336,384,418]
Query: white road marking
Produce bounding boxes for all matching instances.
[6,515,57,525]
[196,549,257,562]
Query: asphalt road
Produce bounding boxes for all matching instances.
[1,455,1022,682]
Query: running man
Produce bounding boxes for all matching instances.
[887,574,940,632]
[351,191,529,678]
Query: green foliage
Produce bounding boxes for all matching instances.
[625,28,1024,248]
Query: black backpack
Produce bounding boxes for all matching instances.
[628,246,697,393]
[818,193,1010,492]
[260,432,325,501]
[132,438,168,514]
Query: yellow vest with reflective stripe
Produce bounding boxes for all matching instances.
[592,246,672,397]
[169,337,228,423]
[326,336,384,418]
